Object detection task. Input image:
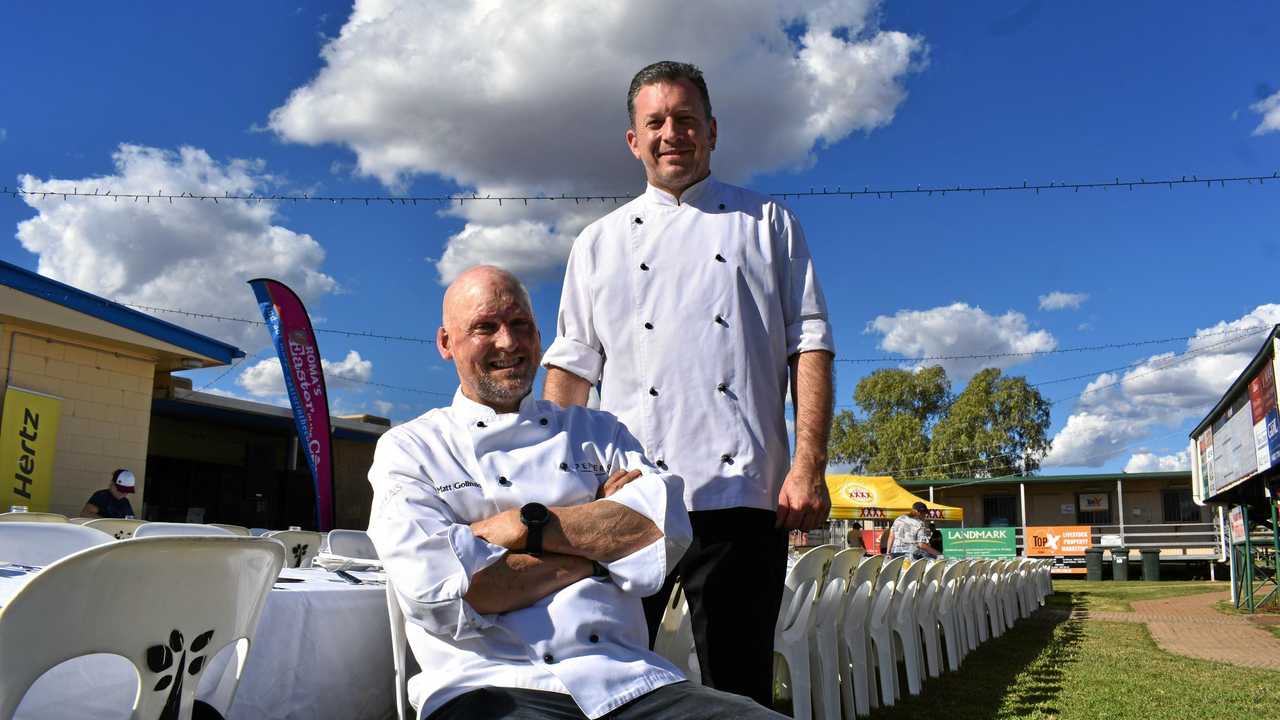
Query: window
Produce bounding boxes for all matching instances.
[1076,491,1111,525]
[1162,489,1201,523]
[982,495,1018,527]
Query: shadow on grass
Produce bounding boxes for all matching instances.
[864,592,1087,720]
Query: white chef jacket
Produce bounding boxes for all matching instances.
[366,389,692,719]
[543,175,835,512]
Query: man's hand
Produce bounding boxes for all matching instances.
[598,469,643,499]
[775,465,831,531]
[471,508,526,551]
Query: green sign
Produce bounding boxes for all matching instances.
[942,527,1017,559]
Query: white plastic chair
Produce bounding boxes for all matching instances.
[838,554,884,718]
[263,530,323,568]
[0,522,112,566]
[0,536,285,720]
[326,529,380,559]
[913,560,948,679]
[812,548,864,720]
[209,524,252,537]
[653,580,699,682]
[84,518,147,540]
[772,545,836,720]
[885,558,928,698]
[133,523,235,538]
[385,576,416,720]
[0,512,67,523]
[935,560,970,672]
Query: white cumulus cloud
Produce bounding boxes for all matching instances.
[1251,88,1280,135]
[236,350,373,398]
[1044,305,1280,468]
[1124,450,1190,473]
[866,302,1056,383]
[15,144,337,348]
[1038,291,1089,311]
[270,0,926,284]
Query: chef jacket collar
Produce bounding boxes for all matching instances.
[644,174,718,207]
[450,387,540,422]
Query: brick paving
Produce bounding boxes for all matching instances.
[1078,590,1280,670]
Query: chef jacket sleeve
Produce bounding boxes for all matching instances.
[366,431,508,641]
[542,229,605,383]
[775,205,836,357]
[594,418,693,597]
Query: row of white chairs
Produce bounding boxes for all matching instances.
[653,548,1053,719]
[0,521,378,569]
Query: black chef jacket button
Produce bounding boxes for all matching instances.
[715,253,726,262]
[714,314,726,325]
[656,460,668,470]
[634,217,643,224]
[649,387,658,396]
[539,417,548,426]
[559,462,568,471]
[720,454,733,463]
[717,383,728,393]
[644,322,653,330]
[544,654,555,663]
[640,262,649,271]
[498,476,511,486]
[589,634,600,643]
[476,421,486,428]
[718,203,726,210]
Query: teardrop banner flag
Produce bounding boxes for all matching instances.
[249,279,334,530]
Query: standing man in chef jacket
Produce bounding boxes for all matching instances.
[542,60,835,707]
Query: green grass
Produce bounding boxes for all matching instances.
[860,583,1277,719]
[1044,580,1225,613]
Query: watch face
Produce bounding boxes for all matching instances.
[521,502,550,525]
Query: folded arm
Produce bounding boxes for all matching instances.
[463,552,592,614]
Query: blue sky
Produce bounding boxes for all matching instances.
[3,1,1278,476]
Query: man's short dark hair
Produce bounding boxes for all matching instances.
[912,501,929,514]
[627,61,713,127]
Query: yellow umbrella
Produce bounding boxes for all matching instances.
[826,474,963,522]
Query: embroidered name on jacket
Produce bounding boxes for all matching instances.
[433,479,482,493]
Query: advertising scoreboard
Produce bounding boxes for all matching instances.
[1192,330,1280,502]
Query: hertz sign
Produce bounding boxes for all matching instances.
[1,387,62,512]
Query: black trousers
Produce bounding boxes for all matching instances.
[428,682,787,719]
[641,507,789,708]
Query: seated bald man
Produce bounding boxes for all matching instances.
[366,266,786,720]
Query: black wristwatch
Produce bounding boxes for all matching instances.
[520,502,551,556]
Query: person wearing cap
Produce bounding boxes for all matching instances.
[885,501,938,560]
[81,469,137,519]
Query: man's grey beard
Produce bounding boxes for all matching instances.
[474,371,534,406]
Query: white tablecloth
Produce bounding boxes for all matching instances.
[1,565,394,720]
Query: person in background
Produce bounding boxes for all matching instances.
[845,521,866,551]
[928,521,944,555]
[81,469,136,519]
[885,502,939,560]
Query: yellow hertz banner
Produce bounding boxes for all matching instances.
[1,387,62,512]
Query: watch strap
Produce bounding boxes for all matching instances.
[525,522,543,556]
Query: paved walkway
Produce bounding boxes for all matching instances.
[1080,590,1280,670]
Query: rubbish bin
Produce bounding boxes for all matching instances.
[1111,548,1130,581]
[1085,547,1104,581]
[1140,548,1161,581]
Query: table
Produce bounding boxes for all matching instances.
[1,565,395,720]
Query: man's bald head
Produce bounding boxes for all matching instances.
[442,266,532,330]
[438,266,541,412]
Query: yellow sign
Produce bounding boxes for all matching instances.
[1,387,62,512]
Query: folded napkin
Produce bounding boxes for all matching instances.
[312,551,383,572]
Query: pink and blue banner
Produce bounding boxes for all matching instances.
[249,279,335,530]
